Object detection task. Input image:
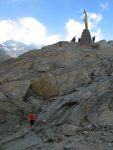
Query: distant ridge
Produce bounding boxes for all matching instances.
[1,39,39,57]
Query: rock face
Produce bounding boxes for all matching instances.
[108,40,113,46]
[0,40,113,149]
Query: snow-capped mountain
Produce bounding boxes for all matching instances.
[1,40,39,57]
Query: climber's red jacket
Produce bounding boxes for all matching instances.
[28,112,36,121]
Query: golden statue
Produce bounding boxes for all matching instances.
[83,9,88,29]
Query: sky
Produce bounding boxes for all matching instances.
[0,0,112,46]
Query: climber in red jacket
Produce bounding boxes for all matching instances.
[28,111,36,130]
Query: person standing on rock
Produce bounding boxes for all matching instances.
[90,69,95,82]
[28,111,36,130]
[78,37,81,43]
[92,36,95,44]
[71,36,76,42]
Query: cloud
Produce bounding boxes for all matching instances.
[0,17,62,45]
[65,12,103,42]
[88,13,102,29]
[91,29,103,41]
[0,12,103,46]
[100,1,109,10]
[65,19,84,41]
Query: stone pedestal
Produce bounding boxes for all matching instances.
[80,29,92,45]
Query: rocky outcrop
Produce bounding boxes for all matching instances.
[108,40,113,46]
[0,40,113,149]
[38,75,113,127]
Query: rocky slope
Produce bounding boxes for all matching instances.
[0,44,11,63]
[0,40,113,150]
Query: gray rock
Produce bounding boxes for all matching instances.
[80,29,92,45]
[62,124,80,136]
[0,40,113,150]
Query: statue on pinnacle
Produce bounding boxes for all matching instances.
[79,9,92,45]
[83,9,88,29]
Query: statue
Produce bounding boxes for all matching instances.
[80,9,92,44]
[83,9,88,29]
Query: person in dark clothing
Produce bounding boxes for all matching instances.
[90,70,95,81]
[92,36,95,44]
[71,36,76,42]
[78,37,81,43]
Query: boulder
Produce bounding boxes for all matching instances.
[31,75,59,99]
[0,80,31,101]
[97,40,113,49]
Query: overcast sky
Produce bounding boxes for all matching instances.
[0,0,112,46]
